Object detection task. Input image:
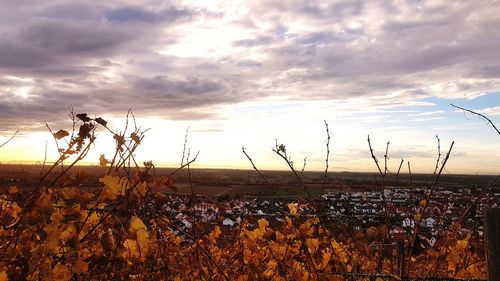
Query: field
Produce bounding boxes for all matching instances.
[0,114,498,281]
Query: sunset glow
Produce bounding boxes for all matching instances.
[0,0,499,174]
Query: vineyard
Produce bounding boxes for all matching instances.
[0,111,496,280]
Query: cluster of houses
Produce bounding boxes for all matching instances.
[139,185,495,249]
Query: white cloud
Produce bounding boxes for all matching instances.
[478,106,500,116]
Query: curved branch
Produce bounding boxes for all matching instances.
[451,104,500,136]
[0,129,19,148]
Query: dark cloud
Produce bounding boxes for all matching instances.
[233,36,274,47]
[130,75,223,96]
[0,73,234,131]
[0,42,51,68]
[105,6,190,23]
[19,19,132,55]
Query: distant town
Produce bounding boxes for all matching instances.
[1,164,498,251]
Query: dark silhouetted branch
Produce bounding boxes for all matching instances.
[407,161,412,185]
[181,126,190,166]
[394,158,404,187]
[406,141,454,275]
[300,157,307,178]
[384,141,390,176]
[451,103,500,136]
[433,135,441,175]
[167,151,200,178]
[322,120,331,191]
[242,146,271,186]
[368,135,384,177]
[0,129,19,148]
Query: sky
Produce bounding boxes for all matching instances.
[0,0,499,174]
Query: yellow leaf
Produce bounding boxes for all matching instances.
[414,213,421,221]
[123,216,150,261]
[331,240,349,264]
[60,223,77,242]
[258,218,269,232]
[263,260,278,277]
[319,251,331,270]
[209,226,221,243]
[99,154,110,167]
[98,176,128,201]
[288,203,298,216]
[0,270,8,281]
[7,185,19,195]
[306,238,319,253]
[74,256,89,274]
[48,264,71,281]
[419,199,427,207]
[43,211,65,250]
[235,275,249,281]
[299,219,315,237]
[133,181,148,198]
[24,191,53,224]
[275,231,285,241]
[61,187,81,200]
[4,202,21,221]
[123,239,140,260]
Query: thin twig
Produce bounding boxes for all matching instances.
[242,146,271,186]
[39,141,48,181]
[181,126,190,166]
[384,141,390,176]
[272,142,314,203]
[300,157,307,178]
[167,151,200,178]
[155,216,230,281]
[433,135,441,175]
[0,129,19,148]
[426,174,500,277]
[407,161,412,185]
[406,141,454,275]
[322,120,331,191]
[451,104,500,136]
[394,158,404,187]
[368,135,384,177]
[367,136,392,236]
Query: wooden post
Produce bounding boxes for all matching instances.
[484,208,500,281]
[396,240,405,277]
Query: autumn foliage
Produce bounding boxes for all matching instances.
[0,111,488,280]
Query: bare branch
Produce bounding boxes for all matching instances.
[300,157,307,178]
[181,126,190,166]
[407,161,412,185]
[322,120,331,191]
[451,103,500,136]
[272,142,314,203]
[394,158,404,187]
[242,146,270,186]
[367,135,384,177]
[433,135,441,175]
[384,141,390,176]
[0,129,19,148]
[426,174,500,277]
[406,141,455,275]
[167,151,200,178]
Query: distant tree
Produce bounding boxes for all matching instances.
[216,194,230,202]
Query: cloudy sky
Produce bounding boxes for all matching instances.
[0,0,499,174]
